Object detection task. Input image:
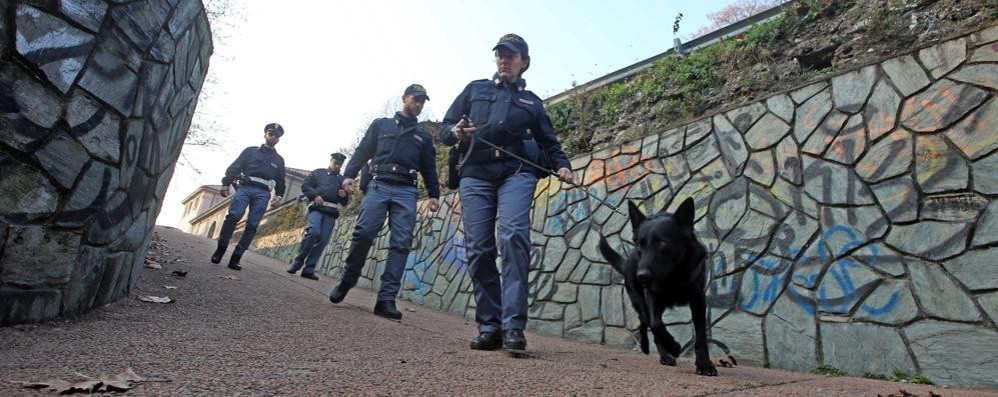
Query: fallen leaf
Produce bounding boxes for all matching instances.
[138,295,174,304]
[12,379,69,390]
[404,307,416,312]
[219,275,239,280]
[145,262,162,270]
[100,380,133,392]
[171,270,187,278]
[111,368,144,383]
[16,368,148,394]
[162,285,177,290]
[62,380,102,394]
[174,257,187,263]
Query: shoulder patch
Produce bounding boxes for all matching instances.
[518,98,535,105]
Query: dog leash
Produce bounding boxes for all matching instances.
[455,119,628,217]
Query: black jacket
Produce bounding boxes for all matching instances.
[441,75,571,183]
[301,168,349,216]
[343,112,440,198]
[222,145,287,197]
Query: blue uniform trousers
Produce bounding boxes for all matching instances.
[216,184,271,256]
[459,172,537,333]
[339,181,417,302]
[290,209,338,275]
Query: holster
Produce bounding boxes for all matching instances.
[446,145,461,189]
[359,163,373,193]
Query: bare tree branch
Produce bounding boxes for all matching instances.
[689,0,784,39]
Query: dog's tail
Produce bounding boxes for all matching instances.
[598,236,626,275]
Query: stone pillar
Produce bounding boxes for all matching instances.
[0,1,212,324]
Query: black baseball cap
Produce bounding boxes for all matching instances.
[493,33,528,58]
[403,84,429,100]
[330,153,346,162]
[264,122,284,136]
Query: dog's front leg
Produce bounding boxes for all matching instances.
[690,294,718,376]
[645,290,682,366]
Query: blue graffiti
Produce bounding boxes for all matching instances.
[738,254,790,313]
[734,225,901,317]
[403,222,468,295]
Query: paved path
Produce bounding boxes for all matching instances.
[1,226,993,396]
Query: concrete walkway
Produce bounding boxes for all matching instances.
[1,226,993,396]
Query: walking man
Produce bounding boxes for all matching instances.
[328,84,440,320]
[210,123,287,270]
[287,153,352,280]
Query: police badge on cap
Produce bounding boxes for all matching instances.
[403,84,430,100]
[493,33,529,58]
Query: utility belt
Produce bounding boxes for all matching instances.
[239,175,276,190]
[447,138,549,189]
[311,201,341,210]
[370,163,418,185]
[461,144,529,163]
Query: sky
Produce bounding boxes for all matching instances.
[158,0,751,226]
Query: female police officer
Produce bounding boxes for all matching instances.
[440,34,574,351]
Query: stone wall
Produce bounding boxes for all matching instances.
[250,25,998,388]
[0,1,211,324]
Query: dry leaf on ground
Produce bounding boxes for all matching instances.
[218,275,239,280]
[145,262,162,270]
[137,295,174,304]
[162,285,177,290]
[174,257,187,263]
[14,368,146,394]
[171,270,188,278]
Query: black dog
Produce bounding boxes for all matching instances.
[598,197,717,376]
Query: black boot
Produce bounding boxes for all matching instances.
[503,330,527,351]
[300,273,319,280]
[227,252,242,270]
[469,332,503,351]
[373,300,402,320]
[328,282,353,303]
[210,244,227,264]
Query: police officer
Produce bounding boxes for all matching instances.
[210,122,287,270]
[287,152,352,280]
[440,34,573,351]
[328,84,441,320]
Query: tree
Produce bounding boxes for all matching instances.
[179,0,246,173]
[689,0,785,39]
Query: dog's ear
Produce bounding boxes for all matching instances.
[675,197,695,230]
[628,200,647,229]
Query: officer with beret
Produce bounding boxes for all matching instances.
[211,122,288,270]
[440,34,573,351]
[328,84,441,320]
[287,152,352,280]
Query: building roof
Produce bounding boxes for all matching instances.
[180,184,224,204]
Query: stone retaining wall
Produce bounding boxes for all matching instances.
[0,1,211,324]
[252,25,998,388]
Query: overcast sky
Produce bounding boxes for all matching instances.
[158,0,752,226]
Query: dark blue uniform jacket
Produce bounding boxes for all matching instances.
[222,145,287,197]
[301,168,350,216]
[343,112,440,199]
[440,75,571,183]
